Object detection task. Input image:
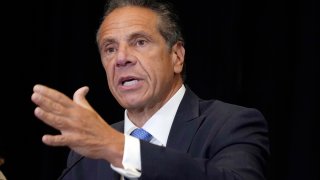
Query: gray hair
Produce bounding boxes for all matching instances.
[97,0,184,48]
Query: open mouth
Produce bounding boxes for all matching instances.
[120,77,140,87]
[123,79,138,86]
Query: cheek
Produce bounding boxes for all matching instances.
[148,63,170,83]
[101,58,110,69]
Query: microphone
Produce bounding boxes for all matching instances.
[57,155,85,180]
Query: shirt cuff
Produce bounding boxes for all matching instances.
[110,134,142,178]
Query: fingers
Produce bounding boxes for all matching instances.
[42,134,69,146]
[32,84,108,153]
[32,84,79,131]
[32,84,73,107]
[73,86,94,110]
[32,92,66,114]
[34,107,68,130]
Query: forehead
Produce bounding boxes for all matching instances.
[98,6,160,41]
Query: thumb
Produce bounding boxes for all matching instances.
[73,86,94,110]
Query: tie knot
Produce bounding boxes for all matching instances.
[130,128,153,142]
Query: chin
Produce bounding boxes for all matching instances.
[122,99,145,110]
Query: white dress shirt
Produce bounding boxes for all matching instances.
[111,85,186,179]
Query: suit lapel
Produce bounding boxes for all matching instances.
[166,86,205,152]
[108,87,203,178]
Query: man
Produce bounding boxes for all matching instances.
[31,0,269,179]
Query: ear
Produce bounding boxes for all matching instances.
[171,41,185,74]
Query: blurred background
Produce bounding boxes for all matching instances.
[1,0,319,179]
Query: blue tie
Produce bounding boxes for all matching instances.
[130,128,153,142]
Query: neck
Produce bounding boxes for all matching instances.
[127,81,183,127]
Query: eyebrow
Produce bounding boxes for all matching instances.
[100,38,116,47]
[99,30,154,48]
[129,31,152,40]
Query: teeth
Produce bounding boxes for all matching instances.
[123,79,138,86]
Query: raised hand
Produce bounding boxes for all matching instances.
[31,84,124,167]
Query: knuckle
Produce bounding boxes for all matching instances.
[52,116,65,128]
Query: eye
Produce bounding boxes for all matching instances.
[136,39,147,47]
[106,47,116,53]
[103,44,117,55]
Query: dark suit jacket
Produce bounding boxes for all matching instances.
[59,86,269,180]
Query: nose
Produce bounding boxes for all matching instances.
[116,45,136,68]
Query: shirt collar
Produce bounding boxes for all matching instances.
[124,84,186,146]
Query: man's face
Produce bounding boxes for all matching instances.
[97,6,185,112]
